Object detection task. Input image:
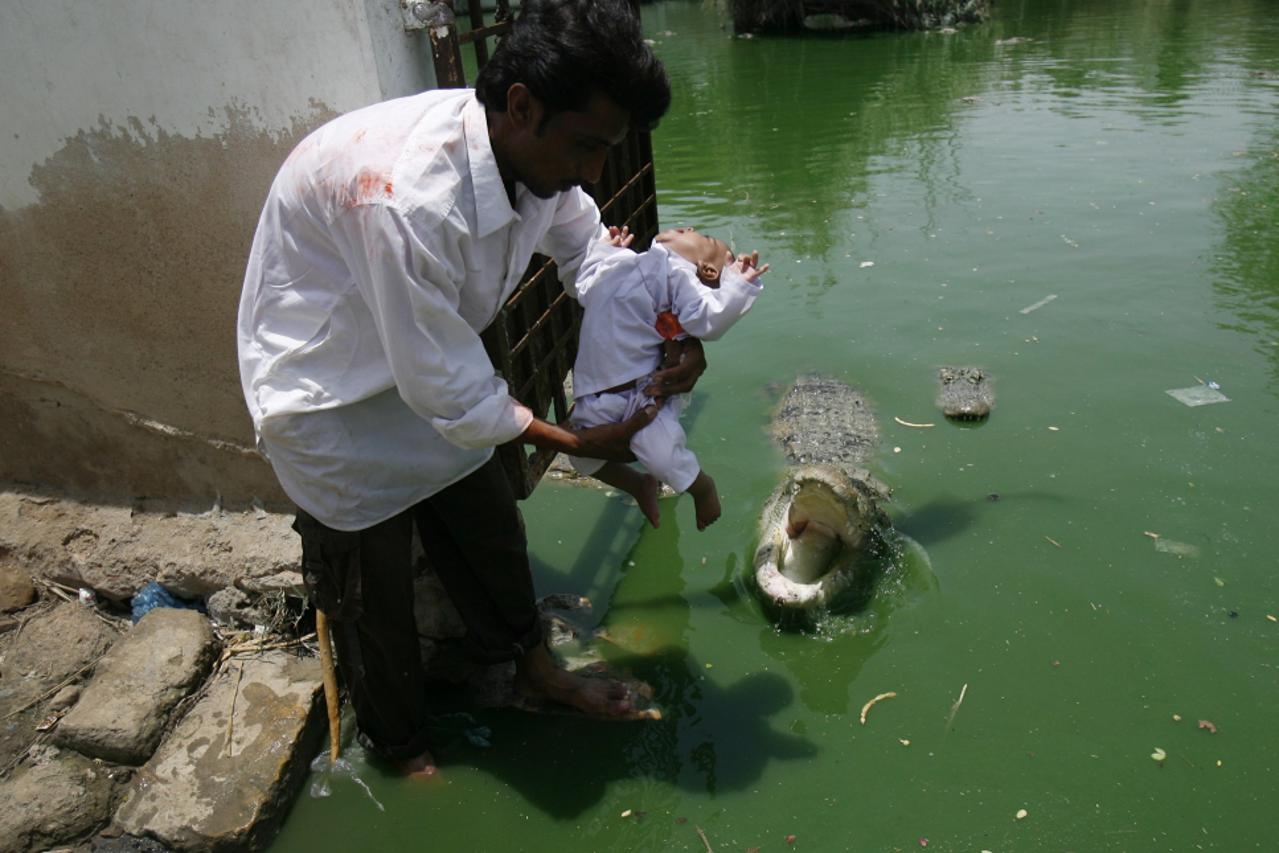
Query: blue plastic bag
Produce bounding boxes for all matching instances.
[130,581,205,623]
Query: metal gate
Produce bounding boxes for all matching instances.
[409,0,660,499]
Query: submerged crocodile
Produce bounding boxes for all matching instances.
[936,366,994,421]
[754,376,891,611]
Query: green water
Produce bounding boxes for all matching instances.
[274,1,1279,849]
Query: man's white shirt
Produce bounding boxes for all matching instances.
[237,89,609,529]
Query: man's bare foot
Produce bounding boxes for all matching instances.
[688,472,721,531]
[636,473,661,528]
[394,748,438,779]
[516,643,636,718]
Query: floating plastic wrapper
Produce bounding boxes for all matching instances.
[1166,386,1230,407]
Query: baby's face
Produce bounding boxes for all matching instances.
[655,227,730,276]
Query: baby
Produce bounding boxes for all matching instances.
[568,226,768,529]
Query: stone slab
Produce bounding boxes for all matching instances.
[0,601,118,682]
[0,748,121,853]
[55,609,217,765]
[113,651,324,851]
[0,563,37,613]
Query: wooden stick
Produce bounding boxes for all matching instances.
[315,610,341,762]
[695,826,714,852]
[226,662,244,757]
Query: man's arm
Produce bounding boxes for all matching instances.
[517,402,659,462]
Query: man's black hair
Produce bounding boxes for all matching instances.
[475,0,671,131]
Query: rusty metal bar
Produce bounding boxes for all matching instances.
[464,0,490,65]
[426,1,466,89]
[458,21,513,45]
[597,162,653,216]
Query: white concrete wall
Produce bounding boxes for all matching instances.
[1,0,434,208]
[0,0,437,506]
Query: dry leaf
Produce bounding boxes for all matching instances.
[1198,719,1218,734]
[1015,808,1029,820]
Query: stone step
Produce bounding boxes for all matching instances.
[0,748,122,853]
[113,651,324,851]
[54,608,217,765]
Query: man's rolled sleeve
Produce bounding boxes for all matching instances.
[332,204,531,449]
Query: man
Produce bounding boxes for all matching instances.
[237,0,697,776]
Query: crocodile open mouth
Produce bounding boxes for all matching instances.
[778,476,868,585]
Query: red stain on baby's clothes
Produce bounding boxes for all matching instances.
[655,311,684,340]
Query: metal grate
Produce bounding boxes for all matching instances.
[426,0,660,498]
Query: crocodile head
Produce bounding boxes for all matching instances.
[755,465,890,609]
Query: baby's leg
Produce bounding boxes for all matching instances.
[629,404,720,529]
[593,462,661,529]
[685,471,721,531]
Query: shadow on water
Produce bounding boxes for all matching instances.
[893,490,1066,547]
[456,650,815,817]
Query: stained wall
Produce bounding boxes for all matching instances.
[0,0,435,507]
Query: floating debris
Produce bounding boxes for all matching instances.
[859,691,898,725]
[621,809,633,818]
[1173,714,1182,722]
[1015,808,1029,820]
[1153,538,1200,558]
[894,416,935,428]
[1019,294,1057,315]
[1044,536,1063,548]
[859,260,875,268]
[1151,747,1167,765]
[945,683,968,730]
[1198,719,1218,734]
[1166,386,1230,407]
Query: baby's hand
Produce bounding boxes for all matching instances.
[605,225,635,249]
[727,250,770,284]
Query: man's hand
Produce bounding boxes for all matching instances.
[570,402,659,462]
[727,249,770,284]
[644,338,707,398]
[604,225,635,249]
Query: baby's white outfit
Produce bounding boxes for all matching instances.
[567,241,763,492]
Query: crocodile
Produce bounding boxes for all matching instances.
[754,376,891,611]
[936,366,994,421]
